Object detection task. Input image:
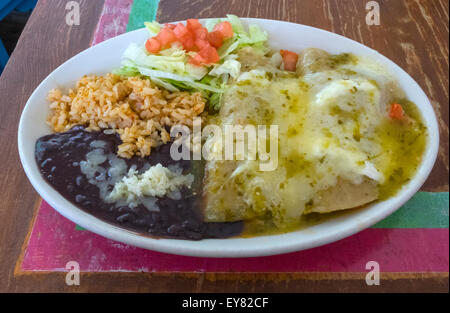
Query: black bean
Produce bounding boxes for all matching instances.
[35,126,244,240]
[75,194,86,203]
[75,176,84,186]
[66,184,75,193]
[116,213,131,224]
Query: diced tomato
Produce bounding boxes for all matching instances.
[189,43,220,65]
[186,19,202,31]
[156,27,177,47]
[193,27,208,40]
[173,23,190,39]
[389,103,404,120]
[164,23,176,30]
[213,21,233,39]
[189,53,208,66]
[172,23,196,50]
[188,56,198,65]
[198,44,220,63]
[207,31,223,48]
[280,50,298,71]
[195,38,209,50]
[145,38,161,53]
[180,35,195,50]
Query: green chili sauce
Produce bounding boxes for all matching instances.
[375,99,427,199]
[240,99,427,237]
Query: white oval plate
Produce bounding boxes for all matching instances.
[18,18,439,258]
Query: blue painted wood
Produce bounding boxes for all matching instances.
[0,38,9,73]
[0,0,36,20]
[15,0,37,12]
[0,0,37,73]
[0,0,13,11]
[0,0,24,21]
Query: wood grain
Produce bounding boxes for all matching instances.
[0,0,448,292]
[8,272,450,293]
[0,0,105,292]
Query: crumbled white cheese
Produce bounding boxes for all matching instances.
[107,163,194,208]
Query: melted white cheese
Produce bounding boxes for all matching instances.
[204,54,399,224]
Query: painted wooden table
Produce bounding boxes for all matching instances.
[0,0,448,292]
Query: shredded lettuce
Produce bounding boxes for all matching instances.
[185,63,209,80]
[123,43,186,74]
[209,57,241,79]
[113,65,140,77]
[240,24,267,44]
[116,15,269,111]
[226,14,245,34]
[144,21,162,36]
[204,18,221,32]
[216,15,269,58]
[149,77,180,92]
[232,19,268,53]
[218,40,240,59]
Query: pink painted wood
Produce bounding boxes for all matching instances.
[91,0,134,45]
[21,201,449,272]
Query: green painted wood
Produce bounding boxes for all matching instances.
[126,0,159,32]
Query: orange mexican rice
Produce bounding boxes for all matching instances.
[46,73,205,158]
